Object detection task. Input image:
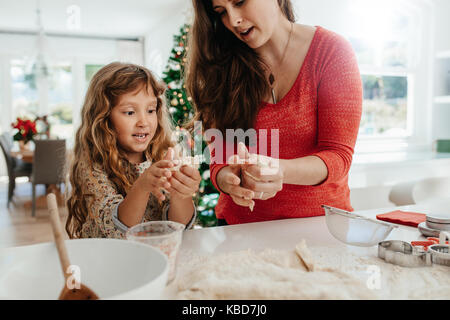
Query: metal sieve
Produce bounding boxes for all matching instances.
[322,205,397,247]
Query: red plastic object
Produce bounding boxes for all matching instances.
[376,210,426,227]
[411,241,435,251]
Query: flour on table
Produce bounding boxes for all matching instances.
[175,241,450,300]
[175,241,376,300]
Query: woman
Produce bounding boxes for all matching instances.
[185,0,362,225]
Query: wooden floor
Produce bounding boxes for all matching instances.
[0,177,69,249]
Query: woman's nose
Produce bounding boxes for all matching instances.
[228,10,243,27]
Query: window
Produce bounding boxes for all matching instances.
[85,64,104,84]
[48,63,74,140]
[11,59,39,121]
[359,75,408,137]
[345,0,422,144]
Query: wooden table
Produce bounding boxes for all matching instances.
[10,150,34,164]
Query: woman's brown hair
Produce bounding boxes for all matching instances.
[185,0,295,133]
[66,62,174,238]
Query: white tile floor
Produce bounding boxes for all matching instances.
[0,177,68,249]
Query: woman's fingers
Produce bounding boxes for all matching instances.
[244,165,282,183]
[260,191,277,200]
[228,184,254,200]
[242,172,283,193]
[230,194,255,208]
[225,171,241,186]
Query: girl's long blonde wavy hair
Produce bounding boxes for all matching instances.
[66,62,174,238]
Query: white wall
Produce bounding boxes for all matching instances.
[432,0,450,141]
[144,5,191,78]
[434,0,450,52]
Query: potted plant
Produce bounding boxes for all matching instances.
[11,117,38,150]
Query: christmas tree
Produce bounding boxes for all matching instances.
[162,24,219,227]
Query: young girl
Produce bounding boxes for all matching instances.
[186,0,362,225]
[66,62,200,239]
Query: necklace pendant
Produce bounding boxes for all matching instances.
[271,88,277,104]
[269,73,275,86]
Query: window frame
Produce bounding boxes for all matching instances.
[346,0,433,154]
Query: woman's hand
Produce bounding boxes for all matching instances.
[241,163,284,200]
[216,165,255,208]
[231,142,284,201]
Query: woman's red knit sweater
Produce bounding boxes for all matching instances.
[210,26,363,224]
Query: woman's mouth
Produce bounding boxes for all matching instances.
[239,27,254,40]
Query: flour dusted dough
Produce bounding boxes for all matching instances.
[175,241,376,300]
[169,155,201,171]
[295,239,315,272]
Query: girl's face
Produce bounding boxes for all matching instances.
[212,0,280,49]
[110,86,158,164]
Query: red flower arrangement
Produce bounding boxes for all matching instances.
[11,117,37,144]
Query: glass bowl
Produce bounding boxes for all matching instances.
[126,221,185,283]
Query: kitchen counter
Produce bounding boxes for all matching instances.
[165,200,450,299]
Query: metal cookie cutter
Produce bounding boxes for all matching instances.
[378,240,432,267]
[428,231,450,267]
[378,231,450,267]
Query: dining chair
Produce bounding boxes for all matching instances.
[0,133,33,208]
[389,176,450,206]
[31,139,66,217]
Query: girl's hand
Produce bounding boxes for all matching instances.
[140,159,174,202]
[167,165,201,199]
[140,148,177,202]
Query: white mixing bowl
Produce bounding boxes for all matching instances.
[0,238,168,299]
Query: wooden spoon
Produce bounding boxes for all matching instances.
[47,193,99,300]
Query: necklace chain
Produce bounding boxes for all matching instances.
[269,22,294,104]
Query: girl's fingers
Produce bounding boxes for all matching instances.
[169,175,193,196]
[150,166,172,178]
[151,176,171,192]
[153,188,166,202]
[166,186,183,199]
[172,171,196,190]
[180,165,201,181]
[154,160,175,169]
